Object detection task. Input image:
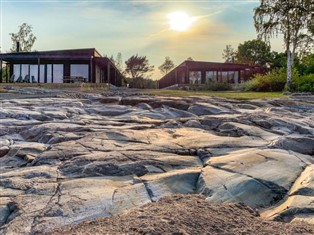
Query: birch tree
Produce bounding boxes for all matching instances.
[254,0,314,90]
[10,23,37,52]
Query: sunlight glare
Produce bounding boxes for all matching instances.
[168,11,196,32]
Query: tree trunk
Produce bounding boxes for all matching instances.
[287,50,292,91]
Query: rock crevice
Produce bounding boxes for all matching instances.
[1,91,314,233]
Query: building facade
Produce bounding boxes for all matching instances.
[0,48,123,86]
[158,60,262,89]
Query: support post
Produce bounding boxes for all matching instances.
[37,58,41,83]
[6,63,9,83]
[63,62,70,83]
[107,62,110,89]
[0,60,2,83]
[44,64,47,83]
[89,57,93,83]
[28,64,30,83]
[201,70,206,84]
[52,64,54,83]
[115,69,117,86]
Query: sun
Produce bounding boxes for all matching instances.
[168,11,196,32]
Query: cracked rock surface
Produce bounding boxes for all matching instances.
[0,89,314,234]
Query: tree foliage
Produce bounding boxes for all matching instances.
[10,23,37,52]
[222,45,236,63]
[108,52,124,72]
[254,0,314,89]
[1,66,9,82]
[243,68,299,92]
[115,52,123,71]
[158,56,175,75]
[236,39,272,67]
[254,0,314,56]
[299,54,314,75]
[125,55,154,88]
[271,51,287,69]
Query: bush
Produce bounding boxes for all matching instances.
[205,81,232,91]
[242,68,299,92]
[292,74,314,93]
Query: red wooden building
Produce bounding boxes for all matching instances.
[158,60,262,89]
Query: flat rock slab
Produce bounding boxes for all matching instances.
[0,91,314,234]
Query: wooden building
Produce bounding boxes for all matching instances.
[0,48,123,86]
[158,60,262,89]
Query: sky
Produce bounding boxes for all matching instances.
[0,0,284,79]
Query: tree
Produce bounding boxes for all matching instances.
[254,0,314,90]
[1,65,10,82]
[125,55,154,88]
[108,52,124,71]
[236,39,272,67]
[222,45,236,63]
[300,54,314,75]
[10,23,37,52]
[115,52,123,71]
[158,57,175,75]
[271,51,287,69]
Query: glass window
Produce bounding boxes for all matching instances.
[13,64,29,82]
[234,71,239,84]
[206,71,216,83]
[13,64,21,77]
[221,72,228,82]
[189,71,201,84]
[53,65,64,83]
[227,71,239,84]
[47,65,52,83]
[70,64,89,79]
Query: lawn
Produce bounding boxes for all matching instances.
[143,90,286,100]
[0,83,285,100]
[0,83,109,92]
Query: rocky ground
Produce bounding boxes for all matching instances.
[0,87,314,234]
[49,194,314,235]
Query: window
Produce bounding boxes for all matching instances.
[221,72,228,82]
[189,71,201,84]
[206,71,216,83]
[47,65,52,83]
[53,65,64,83]
[70,64,89,79]
[228,71,239,84]
[29,65,44,83]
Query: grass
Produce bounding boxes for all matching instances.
[143,90,285,100]
[0,83,109,92]
[0,83,285,100]
[0,83,81,89]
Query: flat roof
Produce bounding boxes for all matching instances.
[0,48,103,61]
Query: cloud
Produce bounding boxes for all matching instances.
[1,0,283,80]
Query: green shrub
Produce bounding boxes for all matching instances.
[292,74,314,93]
[205,81,232,91]
[242,68,299,92]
